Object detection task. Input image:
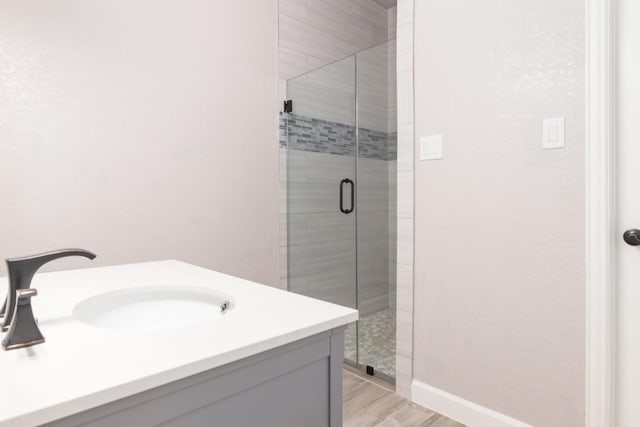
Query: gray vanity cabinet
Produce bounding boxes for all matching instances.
[45,327,346,427]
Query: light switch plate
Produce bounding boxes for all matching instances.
[420,134,443,160]
[543,117,565,149]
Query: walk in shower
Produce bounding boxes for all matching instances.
[280,40,397,380]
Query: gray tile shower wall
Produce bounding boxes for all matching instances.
[281,113,397,317]
[280,113,397,161]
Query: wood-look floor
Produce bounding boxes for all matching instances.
[343,370,465,427]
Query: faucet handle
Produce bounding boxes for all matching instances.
[2,288,44,351]
[1,249,96,333]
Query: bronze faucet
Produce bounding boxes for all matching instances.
[0,249,96,350]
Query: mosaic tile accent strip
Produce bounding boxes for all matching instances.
[280,113,397,161]
[279,112,287,148]
[283,113,356,156]
[358,127,390,160]
[387,131,397,161]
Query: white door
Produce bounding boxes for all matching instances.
[617,0,640,424]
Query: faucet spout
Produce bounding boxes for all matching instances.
[7,248,97,266]
[1,249,97,335]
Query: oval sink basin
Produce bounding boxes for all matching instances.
[73,285,235,331]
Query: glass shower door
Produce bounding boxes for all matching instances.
[285,57,358,363]
[355,40,397,380]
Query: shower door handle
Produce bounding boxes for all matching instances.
[340,178,354,214]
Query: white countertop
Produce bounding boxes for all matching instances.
[0,261,358,426]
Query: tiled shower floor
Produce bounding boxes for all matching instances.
[344,308,396,378]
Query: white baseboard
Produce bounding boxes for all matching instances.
[411,380,532,427]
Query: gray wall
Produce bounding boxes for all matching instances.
[412,1,585,425]
[0,0,280,286]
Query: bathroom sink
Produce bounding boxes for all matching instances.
[72,285,234,331]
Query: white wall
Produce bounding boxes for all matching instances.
[412,1,585,426]
[0,0,280,286]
